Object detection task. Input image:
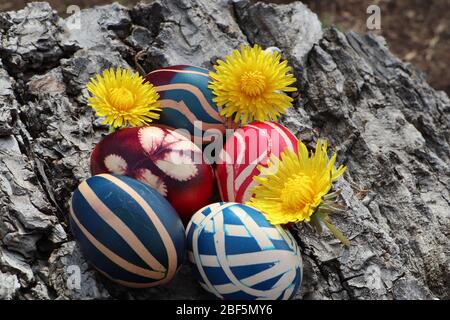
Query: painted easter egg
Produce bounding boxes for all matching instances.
[90,126,215,223]
[186,202,302,300]
[144,65,230,146]
[69,174,186,288]
[216,121,298,203]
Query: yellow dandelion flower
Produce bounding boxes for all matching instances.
[209,44,297,124]
[87,67,161,129]
[247,139,349,245]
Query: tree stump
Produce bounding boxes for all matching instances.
[0,0,448,300]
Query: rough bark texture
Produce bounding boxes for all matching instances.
[0,0,448,300]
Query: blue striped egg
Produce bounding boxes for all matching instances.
[69,174,186,288]
[186,202,302,300]
[144,65,231,146]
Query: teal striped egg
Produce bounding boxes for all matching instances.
[69,174,186,288]
[144,65,231,146]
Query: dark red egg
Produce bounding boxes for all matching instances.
[90,126,215,223]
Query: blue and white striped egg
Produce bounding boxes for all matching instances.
[70,174,186,288]
[186,202,302,300]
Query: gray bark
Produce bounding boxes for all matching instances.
[0,0,448,300]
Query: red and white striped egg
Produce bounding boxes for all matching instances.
[216,122,298,203]
[90,126,215,223]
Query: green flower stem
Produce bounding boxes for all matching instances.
[309,214,323,234]
[322,218,350,247]
[309,195,351,246]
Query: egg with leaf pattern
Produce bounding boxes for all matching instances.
[90,126,215,223]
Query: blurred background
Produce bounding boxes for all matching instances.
[0,0,448,94]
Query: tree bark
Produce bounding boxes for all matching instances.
[0,0,448,300]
